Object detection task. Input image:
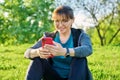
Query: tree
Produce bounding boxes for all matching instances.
[0,0,54,45]
[81,0,120,46]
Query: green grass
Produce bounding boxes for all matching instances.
[0,44,32,80]
[88,45,120,80]
[0,44,120,80]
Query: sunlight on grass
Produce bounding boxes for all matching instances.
[0,44,120,80]
[88,45,120,80]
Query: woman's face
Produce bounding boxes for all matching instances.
[53,14,74,34]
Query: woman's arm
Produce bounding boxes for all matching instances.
[73,32,93,57]
[60,32,92,58]
[24,40,42,59]
[24,39,53,59]
[43,32,92,58]
[24,48,40,59]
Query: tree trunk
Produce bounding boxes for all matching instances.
[95,26,104,46]
[108,28,120,44]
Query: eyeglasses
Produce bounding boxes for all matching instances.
[54,19,71,25]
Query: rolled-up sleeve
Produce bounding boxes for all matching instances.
[74,32,93,57]
[31,40,42,49]
[24,39,42,59]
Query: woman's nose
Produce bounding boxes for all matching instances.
[59,22,63,27]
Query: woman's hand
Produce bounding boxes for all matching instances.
[37,47,52,59]
[44,41,66,56]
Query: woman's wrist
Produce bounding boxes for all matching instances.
[29,49,40,58]
[69,48,75,56]
[61,48,67,56]
[65,48,70,57]
[64,48,75,57]
[24,49,31,58]
[63,48,75,57]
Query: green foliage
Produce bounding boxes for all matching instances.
[87,28,100,45]
[0,0,55,45]
[87,16,120,46]
[0,0,119,46]
[83,0,120,46]
[0,44,120,80]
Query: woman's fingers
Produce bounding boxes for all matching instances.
[44,42,61,50]
[38,48,52,58]
[40,54,51,58]
[43,42,63,56]
[53,41,61,47]
[38,52,51,58]
[42,42,64,56]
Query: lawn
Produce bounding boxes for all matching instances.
[0,44,120,80]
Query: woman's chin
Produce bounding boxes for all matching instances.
[59,30,66,34]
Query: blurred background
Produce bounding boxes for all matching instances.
[0,0,120,80]
[0,0,120,46]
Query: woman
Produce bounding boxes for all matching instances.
[24,5,93,80]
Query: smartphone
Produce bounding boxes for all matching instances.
[41,37,54,58]
[42,37,53,47]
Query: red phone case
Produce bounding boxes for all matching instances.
[42,37,54,58]
[42,37,53,47]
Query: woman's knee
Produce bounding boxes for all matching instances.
[25,57,44,80]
